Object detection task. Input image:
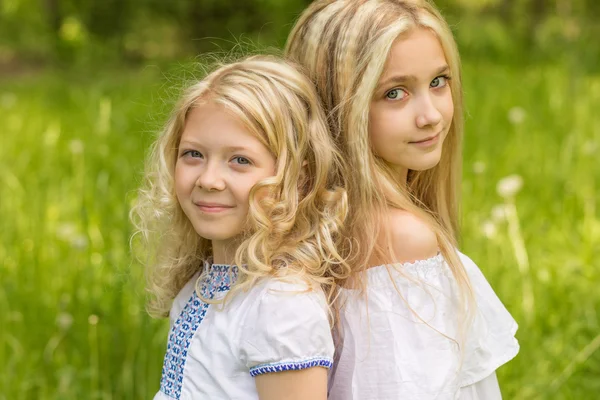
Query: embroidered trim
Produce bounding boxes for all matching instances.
[249,357,334,377]
[365,253,450,283]
[401,253,448,279]
[159,263,238,399]
[204,264,239,295]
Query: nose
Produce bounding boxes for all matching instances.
[415,93,443,129]
[195,162,226,191]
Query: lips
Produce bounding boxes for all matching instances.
[195,202,233,207]
[193,201,234,213]
[410,132,441,144]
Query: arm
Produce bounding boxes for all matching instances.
[255,367,328,400]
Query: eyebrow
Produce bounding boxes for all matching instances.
[377,65,450,90]
[178,141,255,154]
[224,146,254,153]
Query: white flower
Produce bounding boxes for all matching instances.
[497,175,523,198]
[481,220,497,239]
[56,312,73,330]
[69,139,84,154]
[473,161,486,174]
[88,315,99,325]
[56,223,77,241]
[71,235,88,249]
[491,204,508,222]
[508,107,526,125]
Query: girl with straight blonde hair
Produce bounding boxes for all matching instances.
[131,55,350,400]
[286,0,519,398]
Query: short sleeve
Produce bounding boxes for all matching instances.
[458,252,520,387]
[239,278,334,377]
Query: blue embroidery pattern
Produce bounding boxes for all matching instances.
[159,263,238,399]
[249,357,334,377]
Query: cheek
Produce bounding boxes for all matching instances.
[232,178,259,206]
[174,163,186,196]
[442,92,454,122]
[369,107,409,151]
[174,163,197,204]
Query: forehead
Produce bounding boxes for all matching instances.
[381,27,447,78]
[181,102,267,151]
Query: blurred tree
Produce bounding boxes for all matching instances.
[43,0,61,34]
[85,0,131,40]
[0,0,595,69]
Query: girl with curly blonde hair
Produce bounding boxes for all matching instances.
[131,55,349,400]
[286,0,519,398]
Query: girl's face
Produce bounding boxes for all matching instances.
[175,102,276,251]
[369,27,453,180]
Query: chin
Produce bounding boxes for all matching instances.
[192,226,238,242]
[409,156,442,172]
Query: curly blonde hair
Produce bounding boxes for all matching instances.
[131,55,349,317]
[286,0,474,310]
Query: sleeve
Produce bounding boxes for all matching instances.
[239,278,335,377]
[458,252,520,387]
[458,372,503,400]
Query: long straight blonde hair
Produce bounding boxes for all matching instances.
[131,55,349,317]
[286,0,473,311]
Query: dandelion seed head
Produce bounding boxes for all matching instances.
[71,235,89,249]
[69,139,84,154]
[481,220,497,239]
[491,204,508,222]
[473,161,486,175]
[508,107,526,125]
[497,175,524,198]
[57,312,74,330]
[56,223,77,240]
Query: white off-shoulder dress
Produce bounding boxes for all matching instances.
[154,262,334,400]
[328,251,519,400]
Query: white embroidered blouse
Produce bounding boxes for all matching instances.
[154,262,334,400]
[328,251,519,400]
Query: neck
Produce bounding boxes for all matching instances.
[381,165,409,200]
[211,238,239,265]
[394,165,409,189]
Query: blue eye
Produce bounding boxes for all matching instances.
[232,156,251,165]
[431,75,450,88]
[385,88,407,101]
[183,150,202,158]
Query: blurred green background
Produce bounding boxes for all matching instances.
[1,0,599,399]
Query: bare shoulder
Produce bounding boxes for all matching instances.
[385,208,439,264]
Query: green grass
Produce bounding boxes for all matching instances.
[1,59,599,399]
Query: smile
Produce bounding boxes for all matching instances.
[410,132,441,147]
[194,202,234,213]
